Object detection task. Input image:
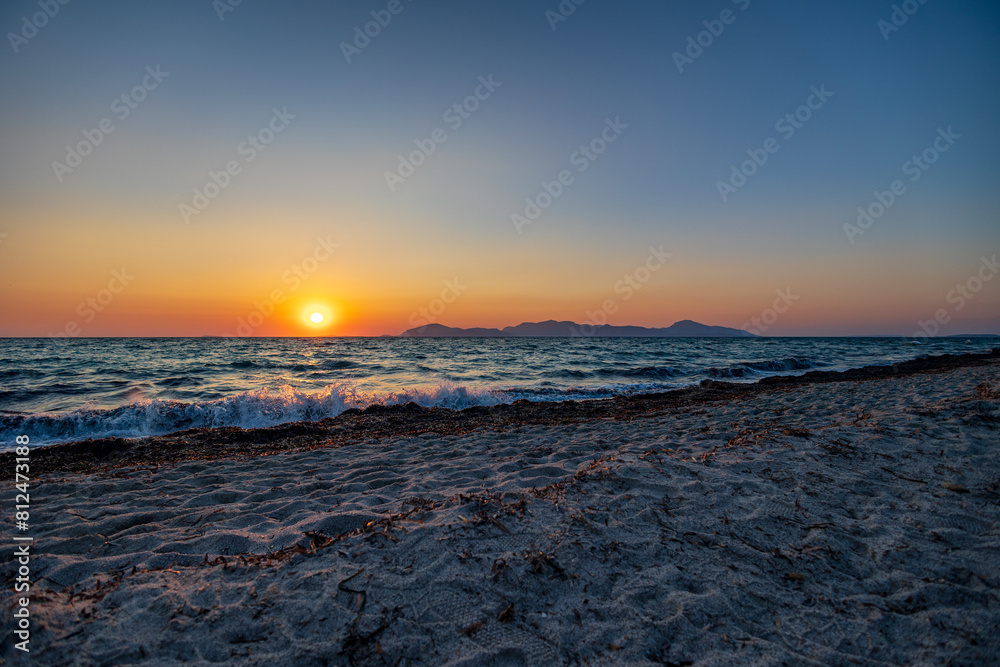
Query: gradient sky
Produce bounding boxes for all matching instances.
[1,0,998,336]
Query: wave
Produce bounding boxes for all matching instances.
[598,366,685,379]
[319,359,361,370]
[0,383,507,447]
[0,368,46,379]
[0,358,831,446]
[156,376,202,388]
[706,357,827,379]
[513,382,683,400]
[511,386,618,399]
[555,369,591,379]
[555,365,685,380]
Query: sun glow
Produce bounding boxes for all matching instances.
[301,303,335,332]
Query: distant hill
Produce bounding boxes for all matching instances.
[399,319,754,338]
[660,320,755,337]
[399,323,506,337]
[502,320,582,336]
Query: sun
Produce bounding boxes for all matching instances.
[302,303,336,331]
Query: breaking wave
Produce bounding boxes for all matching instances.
[706,357,828,379]
[0,383,508,446]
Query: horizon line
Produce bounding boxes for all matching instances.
[2,334,998,340]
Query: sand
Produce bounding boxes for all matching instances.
[2,356,999,665]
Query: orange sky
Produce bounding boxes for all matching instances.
[2,196,997,337]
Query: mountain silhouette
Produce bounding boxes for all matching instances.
[399,319,754,337]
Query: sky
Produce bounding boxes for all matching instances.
[0,0,998,337]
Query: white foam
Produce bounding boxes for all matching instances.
[0,382,508,447]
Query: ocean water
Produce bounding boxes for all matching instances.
[1,337,996,448]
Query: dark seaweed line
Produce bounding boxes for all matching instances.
[6,349,997,476]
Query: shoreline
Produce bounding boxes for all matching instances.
[9,348,999,475]
[2,347,997,664]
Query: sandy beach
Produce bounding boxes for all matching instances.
[3,351,999,665]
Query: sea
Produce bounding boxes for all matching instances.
[1,336,996,449]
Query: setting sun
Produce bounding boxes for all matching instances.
[301,303,336,332]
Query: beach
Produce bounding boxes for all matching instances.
[3,351,999,665]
